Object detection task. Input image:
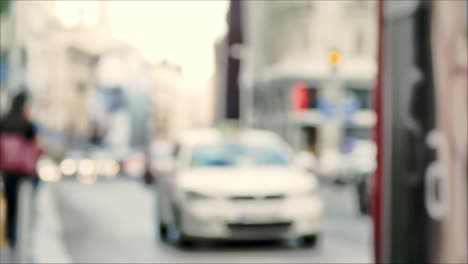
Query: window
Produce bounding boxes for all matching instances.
[354,0,370,9]
[355,30,365,56]
[347,0,370,11]
[20,47,27,67]
[172,143,181,158]
[76,82,86,93]
[347,87,371,109]
[0,51,8,83]
[307,87,319,108]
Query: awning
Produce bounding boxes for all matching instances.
[257,56,377,85]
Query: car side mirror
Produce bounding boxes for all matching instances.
[295,151,318,174]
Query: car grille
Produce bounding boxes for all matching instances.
[229,194,286,201]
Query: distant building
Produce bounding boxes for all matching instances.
[241,1,377,152]
[94,46,153,149]
[151,61,190,141]
[2,0,125,153]
[213,36,228,123]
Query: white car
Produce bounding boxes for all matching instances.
[156,128,323,247]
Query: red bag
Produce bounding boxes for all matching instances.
[0,134,42,176]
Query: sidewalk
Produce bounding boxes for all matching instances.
[0,183,72,263]
[0,245,13,263]
[31,183,72,263]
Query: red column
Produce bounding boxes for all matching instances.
[371,0,384,263]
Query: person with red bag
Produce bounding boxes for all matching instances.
[0,90,41,249]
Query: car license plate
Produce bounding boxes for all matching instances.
[236,213,281,224]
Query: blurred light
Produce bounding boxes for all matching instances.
[79,159,96,176]
[60,159,77,176]
[38,163,61,182]
[102,159,120,177]
[124,153,145,176]
[328,50,341,66]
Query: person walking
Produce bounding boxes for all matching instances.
[0,90,40,249]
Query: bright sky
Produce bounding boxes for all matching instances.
[106,1,229,85]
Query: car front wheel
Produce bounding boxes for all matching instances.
[169,206,197,249]
[166,224,195,249]
[301,234,319,248]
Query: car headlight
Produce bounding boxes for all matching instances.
[298,185,319,197]
[185,190,213,201]
[101,159,120,177]
[37,159,61,182]
[60,159,77,176]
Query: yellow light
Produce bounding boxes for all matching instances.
[328,50,341,66]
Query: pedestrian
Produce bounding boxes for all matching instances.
[0,90,40,249]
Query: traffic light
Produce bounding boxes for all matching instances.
[328,50,341,67]
[292,82,309,112]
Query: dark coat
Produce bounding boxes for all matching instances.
[0,92,36,141]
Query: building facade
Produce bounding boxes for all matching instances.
[240,0,377,153]
[1,0,125,153]
[213,36,228,123]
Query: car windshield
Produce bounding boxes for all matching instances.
[191,143,290,167]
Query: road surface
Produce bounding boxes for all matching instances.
[33,178,372,263]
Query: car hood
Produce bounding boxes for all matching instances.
[177,167,317,196]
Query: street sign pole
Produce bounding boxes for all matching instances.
[319,51,344,155]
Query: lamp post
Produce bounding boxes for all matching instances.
[225,0,243,121]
